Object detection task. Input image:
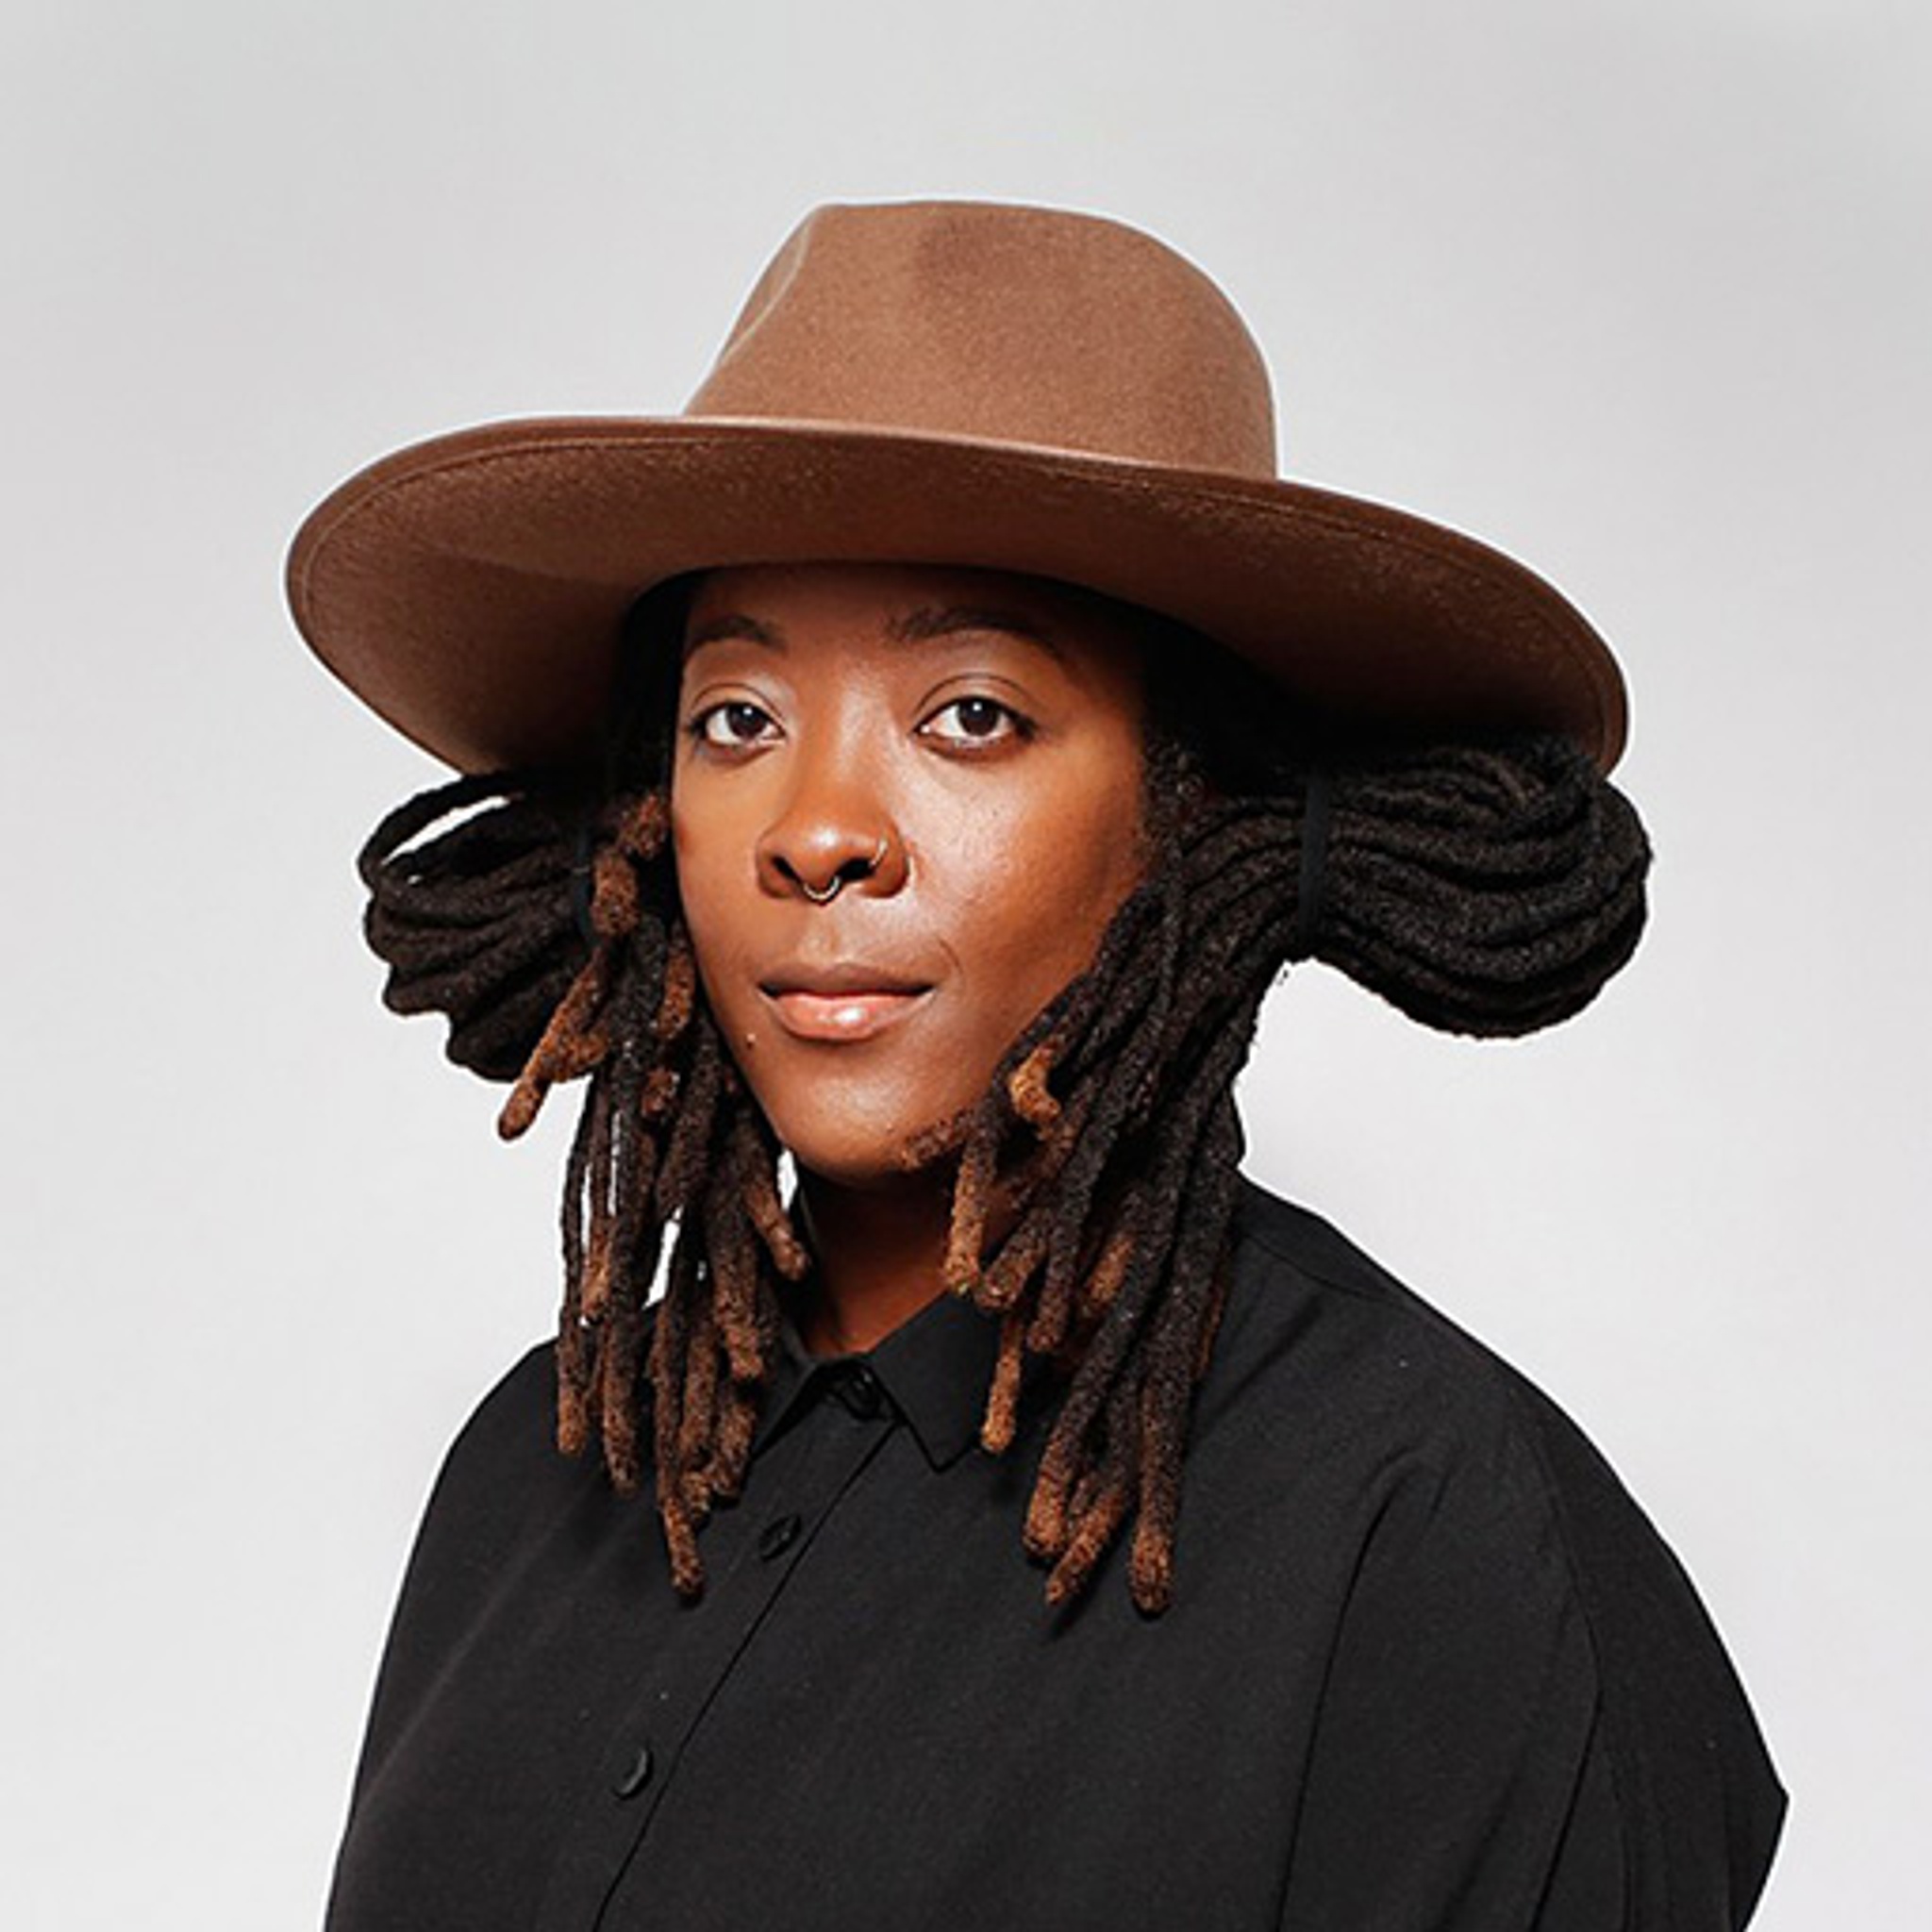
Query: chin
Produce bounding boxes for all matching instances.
[789,1152,937,1194]
[759,1084,970,1194]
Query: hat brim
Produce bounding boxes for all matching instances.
[286,416,1627,775]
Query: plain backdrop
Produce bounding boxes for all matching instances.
[4,3,1926,1925]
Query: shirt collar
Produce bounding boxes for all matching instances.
[751,1285,1016,1472]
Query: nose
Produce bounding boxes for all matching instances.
[756,776,908,906]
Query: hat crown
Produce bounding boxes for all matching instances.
[687,201,1278,479]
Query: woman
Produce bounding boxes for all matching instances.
[290,201,1784,1929]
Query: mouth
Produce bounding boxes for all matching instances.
[758,964,936,1043]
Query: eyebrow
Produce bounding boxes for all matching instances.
[682,605,1066,662]
[886,605,1066,661]
[684,613,783,654]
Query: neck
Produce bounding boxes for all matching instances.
[791,1167,960,1357]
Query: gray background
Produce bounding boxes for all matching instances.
[4,2,1925,1924]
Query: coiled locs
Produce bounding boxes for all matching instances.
[358,608,1649,1616]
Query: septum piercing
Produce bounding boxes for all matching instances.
[799,835,890,905]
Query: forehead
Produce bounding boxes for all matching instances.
[681,561,1152,672]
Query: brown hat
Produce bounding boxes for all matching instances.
[286,198,1627,774]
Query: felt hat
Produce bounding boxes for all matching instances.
[286,199,1627,774]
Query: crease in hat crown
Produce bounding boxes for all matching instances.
[683,200,1279,476]
[286,195,1628,777]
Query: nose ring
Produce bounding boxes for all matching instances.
[798,835,890,906]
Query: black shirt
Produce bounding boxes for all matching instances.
[325,1178,1784,1930]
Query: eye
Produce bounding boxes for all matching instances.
[687,699,780,751]
[919,695,1032,749]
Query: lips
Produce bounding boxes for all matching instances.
[758,961,935,1043]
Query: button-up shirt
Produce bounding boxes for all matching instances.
[324,1178,1783,1929]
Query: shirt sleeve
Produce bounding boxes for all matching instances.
[1512,1372,1786,1929]
[1274,1364,1783,1932]
[1275,1386,1616,1931]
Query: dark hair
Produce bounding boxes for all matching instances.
[359,576,1650,1614]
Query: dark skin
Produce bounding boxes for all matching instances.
[672,562,1151,1356]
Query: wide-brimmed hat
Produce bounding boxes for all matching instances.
[286,198,1627,774]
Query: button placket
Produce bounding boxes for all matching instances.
[534,1390,900,1932]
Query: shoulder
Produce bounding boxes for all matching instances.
[1211,1174,1787,1926]
[1224,1169,1522,1370]
[436,1338,558,1488]
[1215,1173,1680,1510]
[399,1341,570,1585]
[1204,1174,1557,1478]
[1210,1172,1732,1667]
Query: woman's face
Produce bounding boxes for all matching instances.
[671,561,1150,1190]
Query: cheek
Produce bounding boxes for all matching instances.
[670,793,757,1030]
[929,760,1146,1029]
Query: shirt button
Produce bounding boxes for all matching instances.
[839,1364,885,1419]
[758,1513,803,1560]
[612,1741,654,1800]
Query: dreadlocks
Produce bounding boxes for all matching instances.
[358,583,1651,1616]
